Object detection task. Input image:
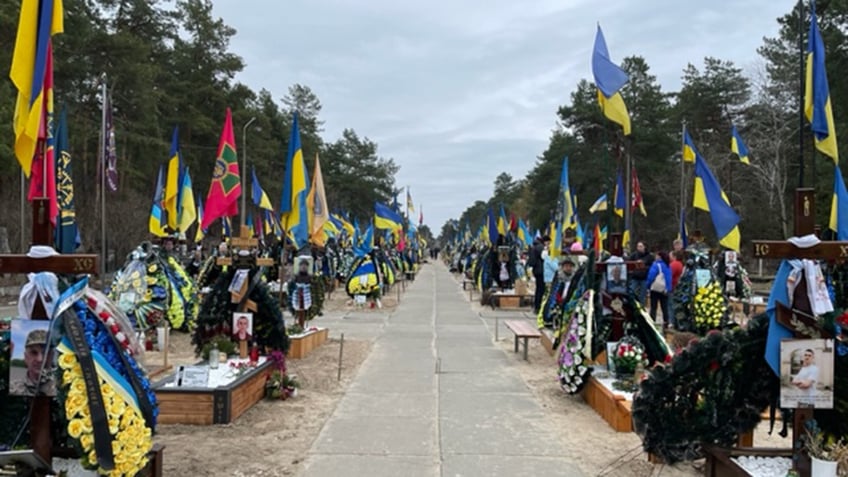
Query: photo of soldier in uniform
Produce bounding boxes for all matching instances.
[9,319,56,397]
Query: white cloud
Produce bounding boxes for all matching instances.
[213,0,795,229]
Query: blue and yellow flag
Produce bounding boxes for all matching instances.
[54,107,78,253]
[591,25,630,136]
[251,166,273,210]
[178,167,196,233]
[829,165,848,240]
[149,165,167,237]
[195,197,205,242]
[588,193,608,214]
[682,128,699,163]
[693,155,741,251]
[164,127,181,230]
[805,2,838,163]
[280,112,311,248]
[406,188,414,216]
[613,172,626,217]
[550,221,562,258]
[375,201,403,231]
[678,210,688,249]
[497,205,508,236]
[517,219,531,247]
[560,157,576,229]
[11,0,64,177]
[730,125,751,165]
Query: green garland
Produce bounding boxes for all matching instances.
[193,268,288,355]
[632,313,776,463]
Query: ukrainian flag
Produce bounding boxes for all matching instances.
[195,197,205,242]
[682,128,699,163]
[730,125,751,165]
[805,3,838,163]
[588,193,608,214]
[149,165,167,237]
[164,127,181,230]
[280,113,311,249]
[251,166,273,210]
[678,210,688,249]
[178,167,196,233]
[829,165,848,240]
[11,0,64,177]
[591,25,630,136]
[517,219,531,247]
[560,157,576,229]
[497,205,507,236]
[375,201,403,231]
[613,172,626,217]
[693,155,741,251]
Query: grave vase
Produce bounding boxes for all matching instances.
[811,456,838,477]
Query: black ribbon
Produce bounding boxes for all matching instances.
[97,310,156,430]
[62,308,115,471]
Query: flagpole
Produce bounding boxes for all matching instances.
[99,73,108,284]
[623,134,632,254]
[798,0,805,188]
[241,117,256,229]
[680,120,686,220]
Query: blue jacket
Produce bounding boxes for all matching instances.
[543,255,558,284]
[646,260,673,293]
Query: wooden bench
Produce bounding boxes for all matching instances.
[503,320,542,360]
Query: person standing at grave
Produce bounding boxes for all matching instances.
[647,251,673,328]
[669,250,684,290]
[792,349,819,406]
[628,241,654,304]
[529,236,550,314]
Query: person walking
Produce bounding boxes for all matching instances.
[529,236,550,314]
[628,241,654,304]
[647,251,673,328]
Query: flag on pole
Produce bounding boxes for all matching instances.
[164,127,181,230]
[497,205,507,236]
[693,154,741,251]
[307,153,329,246]
[588,193,608,214]
[251,166,273,210]
[195,197,205,242]
[178,168,196,233]
[632,167,647,217]
[149,165,167,237]
[406,188,414,216]
[11,0,64,177]
[730,125,751,165]
[591,25,631,136]
[829,165,848,240]
[103,90,118,192]
[54,107,77,253]
[682,128,699,163]
[375,202,403,231]
[593,222,603,255]
[805,1,839,163]
[280,112,310,249]
[678,210,688,249]
[559,157,576,229]
[201,108,241,230]
[419,205,423,226]
[26,42,57,226]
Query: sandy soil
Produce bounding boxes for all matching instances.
[142,332,372,477]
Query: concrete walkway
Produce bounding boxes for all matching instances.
[300,264,585,477]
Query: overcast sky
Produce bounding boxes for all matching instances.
[212,0,795,230]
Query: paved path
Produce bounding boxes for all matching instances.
[300,264,585,477]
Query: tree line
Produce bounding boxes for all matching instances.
[0,0,399,258]
[441,2,847,251]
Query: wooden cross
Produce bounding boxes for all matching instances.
[749,188,846,477]
[217,226,275,357]
[0,199,98,464]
